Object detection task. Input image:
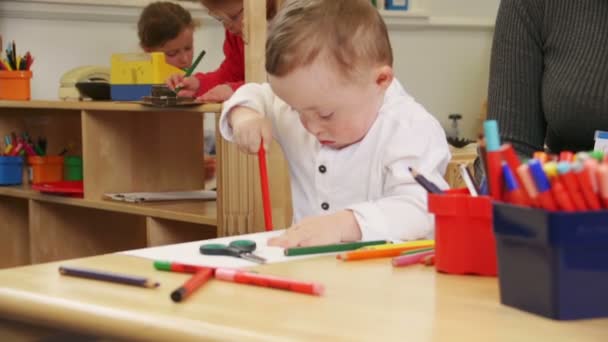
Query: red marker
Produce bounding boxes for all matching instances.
[170,268,214,302]
[214,268,324,296]
[528,159,558,211]
[516,164,540,207]
[500,144,532,204]
[502,162,530,206]
[258,140,273,231]
[596,164,608,208]
[544,162,575,212]
[559,151,574,162]
[572,161,601,210]
[556,162,588,211]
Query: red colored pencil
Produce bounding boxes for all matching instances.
[258,141,273,231]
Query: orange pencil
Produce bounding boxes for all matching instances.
[337,244,434,261]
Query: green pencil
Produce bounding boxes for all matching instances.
[174,49,206,94]
[284,240,388,257]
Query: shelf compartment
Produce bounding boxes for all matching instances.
[29,201,148,263]
[0,196,30,268]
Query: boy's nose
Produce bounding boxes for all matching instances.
[178,53,190,68]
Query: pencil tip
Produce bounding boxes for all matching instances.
[408,167,413,172]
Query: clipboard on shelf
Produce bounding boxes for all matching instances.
[103,190,216,203]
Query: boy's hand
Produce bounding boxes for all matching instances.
[166,74,200,98]
[196,84,234,103]
[268,210,362,248]
[230,106,273,154]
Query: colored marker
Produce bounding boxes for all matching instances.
[214,268,324,296]
[392,250,435,267]
[258,141,273,231]
[533,151,549,164]
[174,49,206,94]
[409,167,443,194]
[556,162,588,211]
[596,164,608,208]
[154,260,212,274]
[502,162,529,206]
[572,161,601,210]
[170,268,214,302]
[544,162,575,212]
[58,266,159,288]
[500,143,532,203]
[285,240,388,257]
[584,158,600,194]
[516,164,539,207]
[590,150,604,162]
[559,151,574,162]
[528,159,558,211]
[419,254,435,266]
[483,120,503,200]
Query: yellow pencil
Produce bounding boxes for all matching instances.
[360,240,434,251]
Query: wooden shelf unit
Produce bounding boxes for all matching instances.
[0,100,219,268]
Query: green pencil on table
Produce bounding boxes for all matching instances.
[174,49,206,95]
[284,240,388,257]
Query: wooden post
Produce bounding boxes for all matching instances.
[217,0,293,236]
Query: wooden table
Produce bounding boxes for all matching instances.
[0,253,605,341]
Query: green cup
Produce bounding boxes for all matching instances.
[64,156,83,181]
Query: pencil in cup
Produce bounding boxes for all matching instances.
[214,268,324,296]
[58,266,159,288]
[408,167,443,194]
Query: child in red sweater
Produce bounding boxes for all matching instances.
[166,0,278,103]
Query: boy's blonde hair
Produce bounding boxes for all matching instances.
[266,0,393,80]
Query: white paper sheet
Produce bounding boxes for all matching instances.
[119,230,336,269]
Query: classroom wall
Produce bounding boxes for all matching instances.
[0,0,500,139]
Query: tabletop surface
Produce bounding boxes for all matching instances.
[0,253,605,342]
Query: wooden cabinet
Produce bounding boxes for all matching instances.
[0,100,219,267]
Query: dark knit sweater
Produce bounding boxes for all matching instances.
[488,0,608,157]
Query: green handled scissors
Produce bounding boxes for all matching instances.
[199,239,266,264]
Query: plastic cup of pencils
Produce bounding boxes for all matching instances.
[0,71,33,100]
[427,188,497,276]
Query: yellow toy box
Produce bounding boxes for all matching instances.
[110,52,184,101]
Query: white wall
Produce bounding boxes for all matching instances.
[0,0,500,139]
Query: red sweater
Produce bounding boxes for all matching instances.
[194,30,245,97]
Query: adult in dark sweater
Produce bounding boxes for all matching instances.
[488,0,608,157]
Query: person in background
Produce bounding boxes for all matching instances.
[138,1,216,183]
[220,0,450,247]
[138,1,197,70]
[488,0,608,157]
[166,0,278,103]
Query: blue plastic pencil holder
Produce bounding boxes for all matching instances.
[0,156,24,185]
[493,203,608,320]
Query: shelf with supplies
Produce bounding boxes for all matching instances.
[0,100,220,268]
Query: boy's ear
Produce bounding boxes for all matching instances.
[375,65,393,90]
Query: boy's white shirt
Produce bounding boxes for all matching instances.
[220,79,450,241]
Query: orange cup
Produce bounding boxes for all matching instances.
[27,156,64,184]
[0,71,33,100]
